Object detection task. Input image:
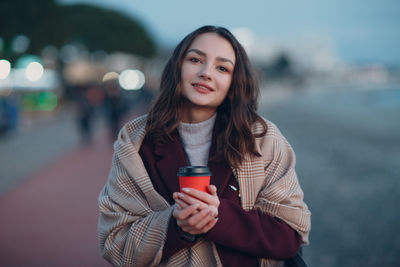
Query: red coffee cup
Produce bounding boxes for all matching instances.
[178,166,211,193]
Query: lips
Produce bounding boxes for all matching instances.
[191,82,214,94]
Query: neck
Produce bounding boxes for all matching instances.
[180,105,216,123]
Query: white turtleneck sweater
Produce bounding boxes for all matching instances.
[177,114,217,166]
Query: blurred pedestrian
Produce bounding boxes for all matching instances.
[0,95,19,137]
[75,85,94,144]
[98,25,311,267]
[0,97,9,136]
[72,83,104,145]
[103,79,126,142]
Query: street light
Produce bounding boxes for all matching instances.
[0,59,11,79]
[25,62,44,81]
[118,69,145,90]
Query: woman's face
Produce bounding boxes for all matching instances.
[179,32,236,117]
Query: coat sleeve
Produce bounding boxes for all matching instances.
[205,198,302,259]
[98,129,173,267]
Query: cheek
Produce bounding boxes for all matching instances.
[216,83,231,103]
[180,64,189,82]
[181,63,196,80]
[219,76,232,93]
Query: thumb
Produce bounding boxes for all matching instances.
[208,185,217,196]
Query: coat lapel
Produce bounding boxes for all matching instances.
[208,159,232,196]
[207,116,233,195]
[154,130,188,196]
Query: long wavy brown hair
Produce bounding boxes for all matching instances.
[145,25,267,168]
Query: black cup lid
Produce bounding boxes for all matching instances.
[177,166,211,176]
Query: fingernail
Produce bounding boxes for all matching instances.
[182,188,190,193]
[177,192,185,198]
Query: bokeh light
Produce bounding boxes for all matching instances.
[12,34,30,54]
[102,71,119,82]
[25,62,44,81]
[21,91,58,111]
[39,91,58,111]
[15,55,41,69]
[0,87,13,97]
[118,69,145,90]
[0,59,11,79]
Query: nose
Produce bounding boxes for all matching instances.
[199,64,212,81]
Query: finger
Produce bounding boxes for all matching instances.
[186,208,212,228]
[175,199,189,209]
[202,217,218,232]
[194,211,216,229]
[172,204,182,218]
[207,185,217,196]
[173,192,191,206]
[208,206,218,217]
[181,187,209,199]
[179,209,210,233]
[183,216,218,235]
[174,203,200,220]
[180,188,215,206]
[179,208,210,232]
[177,192,208,209]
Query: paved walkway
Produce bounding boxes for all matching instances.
[0,107,81,195]
[0,131,112,266]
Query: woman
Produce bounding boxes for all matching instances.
[98,25,311,267]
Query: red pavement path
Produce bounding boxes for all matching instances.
[0,133,113,266]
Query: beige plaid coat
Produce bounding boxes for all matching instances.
[98,114,311,267]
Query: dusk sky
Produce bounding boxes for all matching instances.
[59,0,400,65]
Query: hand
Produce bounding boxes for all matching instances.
[172,185,220,235]
[173,185,220,215]
[172,203,218,235]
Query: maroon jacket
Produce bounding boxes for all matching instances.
[139,123,301,266]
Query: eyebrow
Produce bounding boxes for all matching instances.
[186,48,235,67]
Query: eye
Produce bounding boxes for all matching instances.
[218,66,229,72]
[189,57,200,63]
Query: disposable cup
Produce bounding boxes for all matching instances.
[178,166,211,193]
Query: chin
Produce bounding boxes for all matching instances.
[192,102,211,108]
[186,96,209,106]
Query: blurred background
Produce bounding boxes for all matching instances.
[0,0,399,266]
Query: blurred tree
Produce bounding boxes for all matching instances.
[57,4,156,56]
[0,0,156,60]
[273,54,291,76]
[262,52,293,80]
